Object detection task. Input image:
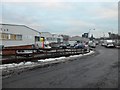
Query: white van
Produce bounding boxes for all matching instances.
[104,40,115,47]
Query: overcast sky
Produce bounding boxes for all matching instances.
[0,0,118,38]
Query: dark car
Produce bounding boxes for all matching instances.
[115,40,120,48]
[59,44,67,49]
[74,43,85,49]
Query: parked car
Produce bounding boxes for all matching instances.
[74,42,90,52]
[50,43,60,49]
[88,41,96,48]
[84,44,90,52]
[114,40,120,48]
[104,40,115,48]
[59,44,67,49]
[44,44,51,49]
[100,40,105,46]
[74,43,85,49]
[68,41,76,48]
[95,41,99,45]
[65,44,71,48]
[101,42,105,46]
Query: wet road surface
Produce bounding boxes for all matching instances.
[2,46,118,88]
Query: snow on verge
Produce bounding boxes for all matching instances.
[1,51,94,70]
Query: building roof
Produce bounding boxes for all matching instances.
[0,23,40,33]
[40,32,53,37]
[69,36,89,42]
[69,36,82,41]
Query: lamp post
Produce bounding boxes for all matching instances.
[103,32,105,41]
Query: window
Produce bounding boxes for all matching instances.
[57,38,61,43]
[49,37,52,41]
[16,35,22,40]
[0,33,22,40]
[46,37,51,41]
[46,38,49,41]
[53,38,56,41]
[10,34,16,40]
[35,36,40,42]
[1,33,9,40]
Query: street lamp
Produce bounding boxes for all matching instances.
[103,32,105,41]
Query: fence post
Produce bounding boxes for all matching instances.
[32,49,34,59]
[76,48,77,54]
[56,49,57,56]
[15,49,17,61]
[83,48,85,54]
[64,49,65,55]
[82,49,84,55]
[71,48,73,55]
[74,48,75,54]
[45,49,47,57]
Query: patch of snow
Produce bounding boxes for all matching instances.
[4,64,14,68]
[24,62,33,65]
[17,62,25,66]
[38,59,44,62]
[84,51,94,56]
[38,58,56,62]
[55,57,66,60]
[1,51,94,70]
[38,57,66,62]
[0,64,15,69]
[69,54,82,58]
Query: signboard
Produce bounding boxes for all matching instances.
[40,37,44,48]
[40,37,44,42]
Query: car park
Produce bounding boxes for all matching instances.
[74,42,90,52]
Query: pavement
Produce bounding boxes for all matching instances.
[2,46,119,88]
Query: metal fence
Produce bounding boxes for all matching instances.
[1,48,87,64]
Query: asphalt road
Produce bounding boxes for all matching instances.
[2,46,119,88]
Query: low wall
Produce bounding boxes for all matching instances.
[2,45,32,55]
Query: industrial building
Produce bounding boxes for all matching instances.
[0,24,41,49]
